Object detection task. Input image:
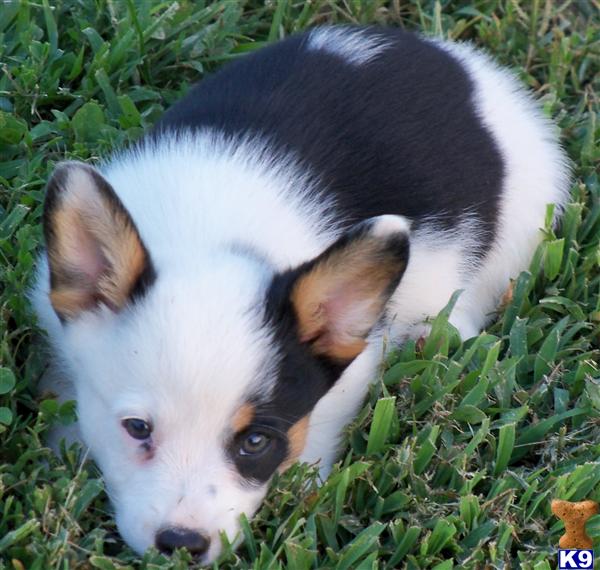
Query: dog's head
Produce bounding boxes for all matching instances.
[42,161,409,563]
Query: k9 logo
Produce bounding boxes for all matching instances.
[558,549,594,569]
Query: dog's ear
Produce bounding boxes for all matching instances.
[287,215,410,363]
[43,161,155,321]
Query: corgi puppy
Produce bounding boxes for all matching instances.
[32,26,569,564]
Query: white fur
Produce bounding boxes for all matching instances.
[428,39,571,334]
[105,134,339,269]
[32,37,570,563]
[306,27,390,65]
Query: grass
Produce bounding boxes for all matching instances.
[0,0,599,568]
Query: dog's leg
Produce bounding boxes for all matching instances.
[300,343,383,479]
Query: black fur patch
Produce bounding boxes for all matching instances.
[227,274,345,484]
[151,25,504,257]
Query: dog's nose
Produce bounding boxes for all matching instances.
[155,526,210,556]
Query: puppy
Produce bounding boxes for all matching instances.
[32,26,569,563]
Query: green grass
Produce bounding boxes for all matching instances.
[1,0,599,568]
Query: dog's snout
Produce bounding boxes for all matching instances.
[155,526,210,556]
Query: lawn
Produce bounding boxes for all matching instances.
[0,1,599,569]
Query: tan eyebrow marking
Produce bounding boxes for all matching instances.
[231,403,255,433]
[279,415,310,473]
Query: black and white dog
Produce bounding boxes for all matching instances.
[32,26,569,563]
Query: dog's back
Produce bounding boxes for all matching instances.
[154,27,503,238]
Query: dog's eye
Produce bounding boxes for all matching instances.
[122,418,152,440]
[239,432,271,456]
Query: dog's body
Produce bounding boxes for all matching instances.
[32,27,569,563]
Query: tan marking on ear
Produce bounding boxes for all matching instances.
[49,288,96,319]
[48,167,148,318]
[231,403,255,433]
[325,338,368,361]
[279,415,310,473]
[291,237,404,361]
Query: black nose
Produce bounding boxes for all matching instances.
[155,526,210,556]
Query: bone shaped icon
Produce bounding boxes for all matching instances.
[551,499,599,549]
